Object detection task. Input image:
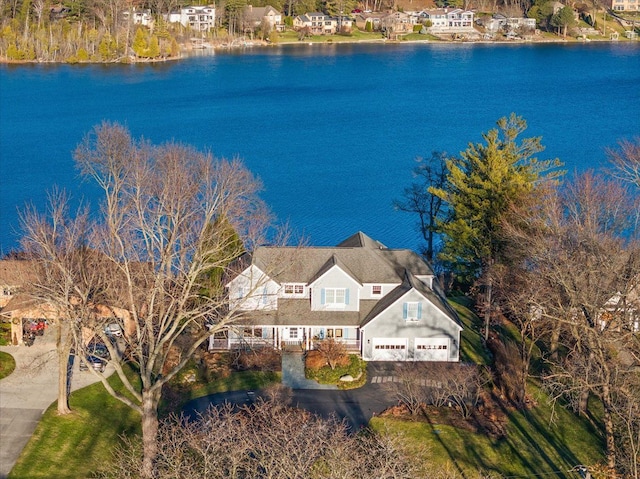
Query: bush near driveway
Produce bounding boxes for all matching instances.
[306,354,367,389]
[0,321,12,345]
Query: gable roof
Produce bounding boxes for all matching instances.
[307,254,362,286]
[360,270,462,329]
[336,231,386,249]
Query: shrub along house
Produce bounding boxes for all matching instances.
[211,232,462,362]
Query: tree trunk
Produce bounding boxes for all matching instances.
[484,271,493,342]
[578,387,590,415]
[56,323,72,415]
[141,388,161,479]
[602,383,617,473]
[550,324,560,361]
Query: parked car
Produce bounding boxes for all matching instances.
[104,323,123,338]
[26,319,46,336]
[79,355,106,373]
[87,341,110,360]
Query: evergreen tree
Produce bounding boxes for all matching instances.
[551,6,575,37]
[132,27,148,57]
[147,35,159,58]
[430,114,563,339]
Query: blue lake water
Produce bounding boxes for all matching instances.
[1,42,639,254]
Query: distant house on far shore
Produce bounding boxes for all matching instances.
[166,5,216,31]
[244,5,285,32]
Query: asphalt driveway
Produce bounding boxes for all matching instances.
[184,362,401,430]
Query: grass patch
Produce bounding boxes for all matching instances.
[306,354,367,389]
[9,370,141,479]
[0,350,16,379]
[10,362,279,479]
[277,29,384,44]
[175,370,281,401]
[0,321,12,345]
[399,33,440,41]
[449,297,492,365]
[371,382,604,477]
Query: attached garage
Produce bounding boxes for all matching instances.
[371,337,408,361]
[414,338,450,361]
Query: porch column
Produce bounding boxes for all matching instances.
[306,327,311,351]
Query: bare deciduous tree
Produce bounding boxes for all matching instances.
[20,188,107,415]
[21,122,273,478]
[498,171,640,474]
[315,338,348,370]
[391,362,489,419]
[100,396,421,479]
[394,151,449,264]
[607,137,640,189]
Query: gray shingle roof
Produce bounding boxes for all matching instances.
[251,231,433,285]
[239,298,379,326]
[237,231,459,328]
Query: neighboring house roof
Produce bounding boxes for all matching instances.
[0,294,61,320]
[0,260,37,286]
[245,5,281,22]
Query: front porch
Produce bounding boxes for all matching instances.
[208,325,361,353]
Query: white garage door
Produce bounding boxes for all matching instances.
[415,338,450,361]
[372,338,408,361]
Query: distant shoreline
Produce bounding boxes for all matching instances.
[1,34,637,65]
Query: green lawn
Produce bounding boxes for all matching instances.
[8,372,140,479]
[371,381,604,477]
[9,367,279,479]
[306,354,367,389]
[275,29,385,44]
[450,297,492,365]
[0,351,16,379]
[368,298,605,477]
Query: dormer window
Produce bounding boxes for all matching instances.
[284,284,304,295]
[372,285,382,296]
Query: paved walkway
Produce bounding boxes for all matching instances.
[281,352,338,390]
[0,326,103,479]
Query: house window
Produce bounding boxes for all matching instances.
[372,285,382,295]
[284,284,304,295]
[236,286,245,299]
[322,288,348,306]
[289,328,298,339]
[335,328,343,338]
[403,302,422,321]
[327,328,333,338]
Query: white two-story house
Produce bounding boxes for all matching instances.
[215,232,462,362]
[167,6,216,31]
[422,8,475,32]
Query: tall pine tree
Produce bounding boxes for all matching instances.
[430,114,563,340]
